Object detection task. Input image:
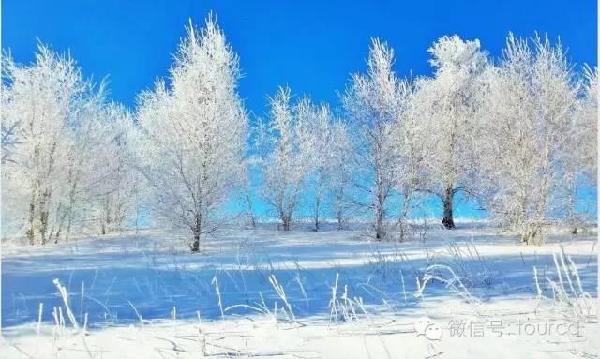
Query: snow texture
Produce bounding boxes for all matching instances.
[1,224,597,358]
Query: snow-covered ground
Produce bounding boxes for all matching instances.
[1,223,598,358]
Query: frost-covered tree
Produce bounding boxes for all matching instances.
[260,87,311,231]
[575,66,598,183]
[259,92,354,232]
[412,36,488,229]
[1,45,104,243]
[328,121,354,230]
[52,91,106,240]
[136,17,247,252]
[559,65,598,232]
[297,100,328,231]
[297,100,347,231]
[476,34,579,244]
[387,81,427,239]
[343,39,414,240]
[0,45,136,243]
[92,104,140,234]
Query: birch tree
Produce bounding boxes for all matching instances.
[560,65,598,232]
[92,104,140,234]
[412,35,488,229]
[389,80,426,238]
[260,87,310,231]
[51,91,106,241]
[476,33,579,244]
[1,45,100,243]
[329,121,354,230]
[297,100,346,231]
[136,17,247,251]
[343,39,412,240]
[575,66,598,183]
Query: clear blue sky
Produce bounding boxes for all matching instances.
[3,0,596,113]
[2,0,597,220]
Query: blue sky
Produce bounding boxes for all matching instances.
[3,0,596,112]
[2,0,597,220]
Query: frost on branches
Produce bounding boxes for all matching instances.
[411,36,488,230]
[343,39,417,240]
[257,87,354,232]
[1,46,137,244]
[475,34,582,244]
[135,17,247,252]
[1,19,596,247]
[258,87,310,231]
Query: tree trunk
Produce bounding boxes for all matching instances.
[566,173,578,234]
[442,185,456,230]
[336,210,343,231]
[335,190,344,230]
[521,223,542,245]
[375,205,385,240]
[39,189,51,245]
[190,214,202,252]
[245,193,256,229]
[375,182,386,240]
[26,196,36,246]
[282,216,291,231]
[314,197,320,232]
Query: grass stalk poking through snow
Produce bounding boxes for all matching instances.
[127,300,144,327]
[414,264,479,304]
[37,303,43,336]
[211,276,225,320]
[329,273,368,324]
[542,251,594,319]
[53,278,80,330]
[268,274,295,322]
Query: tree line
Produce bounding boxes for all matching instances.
[1,16,596,249]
